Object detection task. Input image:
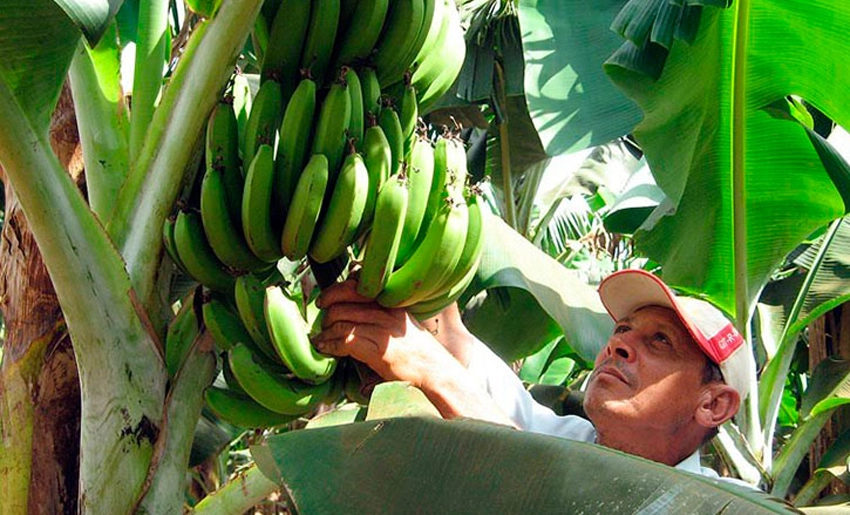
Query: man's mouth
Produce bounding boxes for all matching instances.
[594,364,629,385]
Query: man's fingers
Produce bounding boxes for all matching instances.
[320,302,401,329]
[316,279,372,308]
[312,321,378,356]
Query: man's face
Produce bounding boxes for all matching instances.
[584,305,712,436]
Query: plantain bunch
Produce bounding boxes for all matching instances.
[161,0,483,428]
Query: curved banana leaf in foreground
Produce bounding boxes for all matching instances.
[604,1,850,323]
[252,416,799,514]
[463,215,612,363]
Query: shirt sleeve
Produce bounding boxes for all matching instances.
[465,336,596,443]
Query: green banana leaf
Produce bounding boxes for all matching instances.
[603,1,850,323]
[793,429,850,506]
[463,214,612,362]
[517,0,641,156]
[755,217,850,460]
[771,358,850,498]
[252,416,800,514]
[1,0,80,133]
[52,0,122,44]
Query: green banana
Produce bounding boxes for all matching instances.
[300,0,341,87]
[242,144,284,262]
[398,78,419,155]
[165,289,201,378]
[202,290,254,352]
[162,215,187,273]
[221,356,246,394]
[344,67,365,150]
[415,0,465,112]
[376,197,468,307]
[205,100,243,217]
[282,154,330,261]
[360,122,392,227]
[421,134,466,236]
[230,73,253,165]
[410,189,485,315]
[310,74,351,182]
[331,0,389,68]
[228,343,332,415]
[243,79,282,168]
[356,173,409,298]
[262,0,311,98]
[378,103,404,175]
[410,0,450,93]
[234,273,280,362]
[309,150,370,263]
[265,285,338,384]
[373,0,427,87]
[396,135,434,265]
[411,0,445,68]
[408,252,476,319]
[205,386,299,428]
[274,76,317,220]
[444,134,468,197]
[360,66,382,119]
[173,210,235,293]
[201,161,271,272]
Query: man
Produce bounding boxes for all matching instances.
[312,269,755,484]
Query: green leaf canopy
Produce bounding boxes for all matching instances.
[604,1,850,319]
[253,416,800,514]
[517,0,641,156]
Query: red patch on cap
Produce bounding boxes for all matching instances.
[703,324,743,364]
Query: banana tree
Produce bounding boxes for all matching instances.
[0,0,262,512]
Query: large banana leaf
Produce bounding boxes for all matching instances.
[463,214,612,362]
[603,1,850,323]
[517,0,641,156]
[252,416,800,514]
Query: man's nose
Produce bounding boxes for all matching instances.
[605,335,635,362]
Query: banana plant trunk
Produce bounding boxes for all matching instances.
[0,86,82,514]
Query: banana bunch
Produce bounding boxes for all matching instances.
[199,273,345,429]
[160,0,477,428]
[261,0,465,104]
[356,130,487,317]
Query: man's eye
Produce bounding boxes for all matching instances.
[614,325,630,334]
[654,333,671,346]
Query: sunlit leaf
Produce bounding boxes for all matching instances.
[254,416,800,514]
[464,215,612,362]
[517,0,641,156]
[605,1,850,321]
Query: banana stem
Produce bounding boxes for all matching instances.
[107,0,265,309]
[137,335,217,514]
[67,32,131,220]
[0,78,167,515]
[189,465,279,515]
[129,0,169,163]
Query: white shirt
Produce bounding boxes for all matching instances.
[466,337,752,486]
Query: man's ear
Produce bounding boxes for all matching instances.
[695,384,740,429]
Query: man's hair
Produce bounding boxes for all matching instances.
[700,359,725,444]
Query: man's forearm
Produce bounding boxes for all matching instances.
[415,346,518,428]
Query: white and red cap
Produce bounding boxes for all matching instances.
[597,269,753,401]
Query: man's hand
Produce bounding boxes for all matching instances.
[311,279,454,390]
[312,279,517,428]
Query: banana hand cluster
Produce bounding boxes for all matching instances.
[199,274,343,429]
[160,0,476,426]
